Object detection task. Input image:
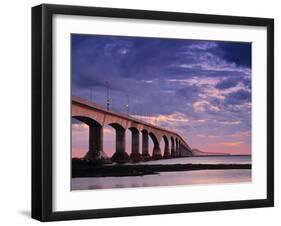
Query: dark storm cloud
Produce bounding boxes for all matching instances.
[210,42,252,67]
[225,90,251,105]
[215,77,240,89]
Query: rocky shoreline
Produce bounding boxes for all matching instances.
[72,162,251,178]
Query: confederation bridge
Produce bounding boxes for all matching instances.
[72,96,193,163]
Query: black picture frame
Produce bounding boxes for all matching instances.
[32,3,274,222]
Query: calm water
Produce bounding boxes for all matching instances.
[71,155,251,191]
[125,155,251,165]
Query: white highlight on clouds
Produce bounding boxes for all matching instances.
[220,81,249,94]
[193,100,220,112]
[196,119,207,123]
[228,102,252,111]
[187,42,218,50]
[199,86,225,100]
[141,80,154,83]
[217,120,241,125]
[179,62,248,74]
[119,48,128,54]
[168,77,220,86]
[174,47,251,75]
[132,112,189,127]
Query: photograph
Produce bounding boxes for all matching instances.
[71,34,252,191]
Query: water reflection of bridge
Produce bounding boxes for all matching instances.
[72,96,193,163]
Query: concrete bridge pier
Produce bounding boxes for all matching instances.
[111,125,130,163]
[163,136,171,159]
[130,128,143,162]
[87,125,104,161]
[184,146,193,157]
[141,130,151,161]
[178,141,182,157]
[180,142,183,157]
[171,138,176,157]
[175,139,179,157]
[150,133,162,160]
[152,144,162,160]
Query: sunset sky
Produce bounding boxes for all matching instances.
[71,34,252,158]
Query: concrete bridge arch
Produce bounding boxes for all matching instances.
[72,115,103,161]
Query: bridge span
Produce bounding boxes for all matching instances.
[72,96,193,163]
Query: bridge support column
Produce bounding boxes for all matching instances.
[180,142,183,157]
[130,130,143,162]
[152,143,162,160]
[111,127,130,163]
[89,126,102,158]
[177,144,193,157]
[141,131,151,161]
[163,140,170,159]
[116,129,125,153]
[171,139,176,158]
[85,125,111,163]
[185,147,193,157]
[176,140,179,157]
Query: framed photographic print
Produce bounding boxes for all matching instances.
[32,4,274,221]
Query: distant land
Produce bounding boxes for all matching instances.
[191,148,251,156]
[192,149,231,156]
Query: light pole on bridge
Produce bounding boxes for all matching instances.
[126,94,130,116]
[90,87,94,102]
[106,81,110,111]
